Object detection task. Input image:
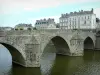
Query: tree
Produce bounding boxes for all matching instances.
[96,18,100,23]
[56,24,60,28]
[20,28,23,30]
[15,28,18,30]
[27,28,32,30]
[33,27,37,30]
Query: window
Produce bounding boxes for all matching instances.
[90,21,91,23]
[84,21,86,24]
[75,26,76,29]
[85,16,86,19]
[93,20,94,24]
[73,21,74,25]
[66,19,67,21]
[70,18,71,21]
[82,17,83,20]
[62,20,64,22]
[75,18,76,21]
[79,17,80,20]
[62,23,63,26]
[75,21,76,25]
[88,16,89,19]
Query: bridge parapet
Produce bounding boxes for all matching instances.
[0,30,6,37]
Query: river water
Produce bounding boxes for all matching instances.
[1,44,100,75]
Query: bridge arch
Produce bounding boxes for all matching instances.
[84,37,94,50]
[0,42,26,66]
[42,36,71,55]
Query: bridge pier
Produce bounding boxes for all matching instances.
[25,44,41,67]
[69,34,84,56]
[69,46,84,56]
[95,35,100,50]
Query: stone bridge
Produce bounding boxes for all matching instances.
[0,29,97,67]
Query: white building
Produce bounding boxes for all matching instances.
[0,27,12,31]
[15,23,33,30]
[59,8,96,29]
[35,18,56,29]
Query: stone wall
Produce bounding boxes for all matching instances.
[0,30,96,67]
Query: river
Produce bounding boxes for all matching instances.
[0,44,100,75]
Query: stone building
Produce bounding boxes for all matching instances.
[0,27,12,31]
[15,23,33,30]
[59,8,96,29]
[35,18,56,29]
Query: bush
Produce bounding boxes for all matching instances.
[15,29,18,30]
[27,28,32,30]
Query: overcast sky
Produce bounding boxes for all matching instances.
[0,0,100,27]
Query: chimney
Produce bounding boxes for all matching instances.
[91,8,93,13]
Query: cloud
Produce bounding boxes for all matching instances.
[0,0,100,27]
[28,7,100,26]
[94,8,100,18]
[0,0,100,14]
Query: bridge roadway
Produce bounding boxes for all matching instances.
[0,29,97,67]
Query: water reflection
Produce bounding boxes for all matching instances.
[0,47,12,75]
[12,64,41,75]
[40,41,56,75]
[1,44,100,75]
[40,53,56,75]
[73,50,100,75]
[50,55,84,75]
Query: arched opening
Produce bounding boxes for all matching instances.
[84,37,94,50]
[51,36,70,55]
[0,43,25,67]
[42,36,70,56]
[84,37,95,62]
[40,36,70,75]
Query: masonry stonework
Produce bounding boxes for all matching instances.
[0,30,96,67]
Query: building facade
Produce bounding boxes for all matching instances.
[35,18,56,29]
[59,8,96,29]
[15,23,33,30]
[0,27,12,31]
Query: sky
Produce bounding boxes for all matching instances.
[0,0,100,27]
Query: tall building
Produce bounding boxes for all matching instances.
[59,8,96,29]
[35,18,56,29]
